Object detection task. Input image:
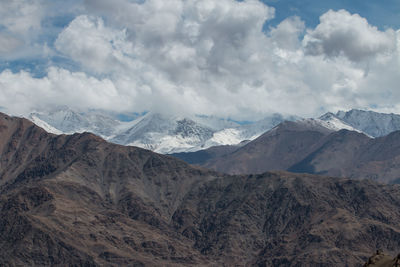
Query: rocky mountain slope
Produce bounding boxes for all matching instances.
[173,119,334,172]
[1,112,400,266]
[363,251,400,266]
[203,119,334,174]
[0,112,218,266]
[173,120,400,184]
[288,130,400,183]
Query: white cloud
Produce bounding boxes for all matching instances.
[0,67,127,115]
[304,9,396,62]
[0,0,44,35]
[1,2,400,120]
[269,16,305,51]
[0,1,52,63]
[55,15,133,74]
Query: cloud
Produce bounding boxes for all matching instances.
[269,16,305,51]
[55,15,133,74]
[0,0,44,35]
[0,67,129,115]
[0,1,400,120]
[304,9,396,62]
[0,33,23,54]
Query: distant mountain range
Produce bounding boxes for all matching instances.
[27,106,299,153]
[173,118,400,184]
[1,112,400,266]
[320,109,400,137]
[25,106,400,154]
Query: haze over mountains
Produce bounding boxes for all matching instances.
[1,112,400,266]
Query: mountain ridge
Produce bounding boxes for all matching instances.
[1,112,400,266]
[26,107,299,154]
[22,107,400,155]
[173,119,400,184]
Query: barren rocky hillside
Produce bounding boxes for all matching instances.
[1,113,400,266]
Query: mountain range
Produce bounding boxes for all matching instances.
[1,112,400,266]
[173,118,400,184]
[28,106,298,154]
[26,107,400,155]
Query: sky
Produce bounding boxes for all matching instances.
[0,0,399,120]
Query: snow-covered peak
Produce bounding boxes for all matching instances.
[31,107,86,133]
[203,114,299,148]
[335,109,400,137]
[318,112,361,132]
[25,107,299,154]
[29,107,120,137]
[28,106,400,154]
[28,114,63,135]
[110,112,215,154]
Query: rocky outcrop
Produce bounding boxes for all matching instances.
[363,250,400,267]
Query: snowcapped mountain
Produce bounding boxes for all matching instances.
[28,114,63,135]
[335,109,400,137]
[26,106,400,154]
[110,113,215,153]
[318,112,361,132]
[204,114,300,147]
[110,113,298,153]
[25,107,297,154]
[29,106,121,138]
[317,109,400,137]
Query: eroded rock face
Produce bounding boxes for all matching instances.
[363,250,400,267]
[1,112,400,266]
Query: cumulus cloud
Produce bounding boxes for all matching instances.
[269,16,305,51]
[0,1,400,119]
[0,67,128,115]
[304,9,397,62]
[55,15,133,74]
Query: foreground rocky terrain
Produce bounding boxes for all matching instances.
[363,251,400,266]
[1,113,400,266]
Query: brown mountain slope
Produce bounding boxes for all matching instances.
[289,130,400,183]
[202,120,334,174]
[173,172,400,266]
[176,120,400,184]
[1,113,400,266]
[171,143,243,165]
[288,129,371,176]
[0,113,218,266]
